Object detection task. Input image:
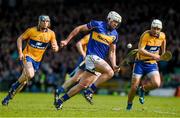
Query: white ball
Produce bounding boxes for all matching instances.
[127,43,132,48]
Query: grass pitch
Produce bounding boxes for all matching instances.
[0,92,180,117]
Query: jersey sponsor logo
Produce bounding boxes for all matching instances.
[36,42,43,46]
[92,31,115,45]
[145,45,160,53]
[150,47,158,51]
[29,39,48,49]
[97,35,109,44]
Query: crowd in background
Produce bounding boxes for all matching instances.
[0,0,179,93]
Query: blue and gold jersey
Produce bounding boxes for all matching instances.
[21,27,57,62]
[86,20,118,59]
[137,30,166,63]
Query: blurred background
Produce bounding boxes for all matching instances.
[0,0,179,96]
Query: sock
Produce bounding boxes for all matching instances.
[139,86,145,97]
[60,93,70,102]
[11,81,21,91]
[89,84,97,93]
[126,103,133,110]
[8,81,21,98]
[84,84,97,95]
[57,86,65,94]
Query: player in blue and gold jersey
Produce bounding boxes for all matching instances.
[54,34,101,105]
[54,34,90,99]
[126,19,166,110]
[2,15,59,106]
[54,11,122,110]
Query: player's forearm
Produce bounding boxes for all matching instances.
[109,51,116,67]
[66,27,81,43]
[161,40,166,54]
[66,25,89,43]
[76,42,86,57]
[53,46,59,52]
[139,48,157,59]
[52,41,59,52]
[17,37,23,54]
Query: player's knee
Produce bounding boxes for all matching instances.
[71,77,80,83]
[78,83,88,89]
[79,79,92,89]
[26,71,35,79]
[130,82,139,91]
[107,69,114,78]
[131,85,138,91]
[154,82,161,88]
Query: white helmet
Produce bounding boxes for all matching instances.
[151,19,162,29]
[107,11,122,23]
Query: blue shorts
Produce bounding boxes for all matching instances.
[20,56,41,71]
[133,61,159,76]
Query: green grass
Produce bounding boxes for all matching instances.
[0,93,180,117]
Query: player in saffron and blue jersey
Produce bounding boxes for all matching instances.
[54,11,122,110]
[126,19,167,110]
[2,15,59,106]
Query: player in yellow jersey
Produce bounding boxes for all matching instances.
[126,19,166,110]
[2,15,59,106]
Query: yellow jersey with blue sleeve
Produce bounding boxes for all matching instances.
[86,20,118,59]
[137,30,166,64]
[21,26,56,62]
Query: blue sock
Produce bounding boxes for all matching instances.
[8,81,20,98]
[11,81,20,90]
[61,93,70,102]
[126,103,133,110]
[57,86,65,94]
[90,84,97,93]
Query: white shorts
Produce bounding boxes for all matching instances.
[85,55,104,74]
[132,71,160,79]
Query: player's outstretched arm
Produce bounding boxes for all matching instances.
[60,24,89,48]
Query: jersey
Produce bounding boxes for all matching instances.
[21,27,56,62]
[79,34,90,53]
[136,30,166,64]
[86,20,119,59]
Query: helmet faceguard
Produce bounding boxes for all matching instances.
[107,11,122,23]
[38,15,51,28]
[107,11,122,29]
